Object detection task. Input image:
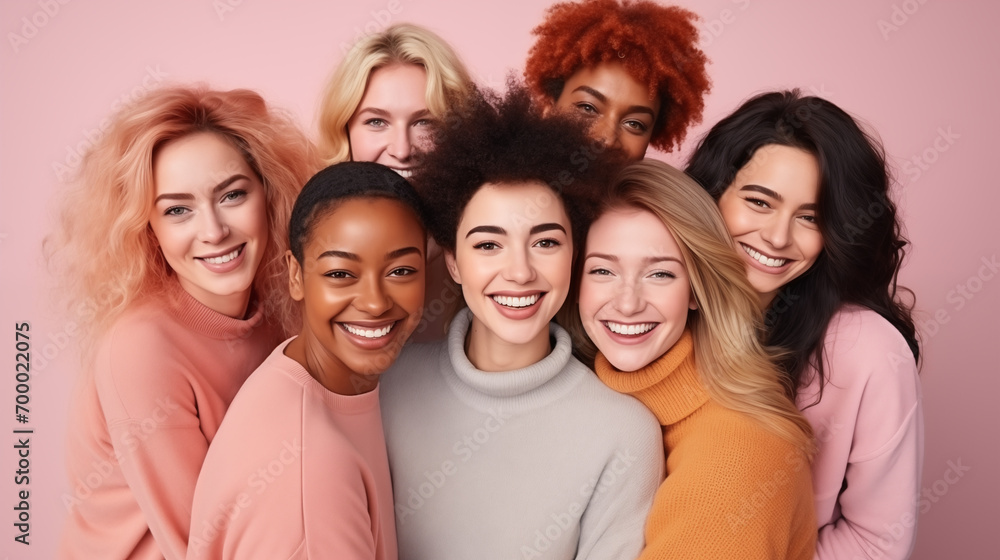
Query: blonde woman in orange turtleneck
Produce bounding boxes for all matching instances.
[563,160,816,559]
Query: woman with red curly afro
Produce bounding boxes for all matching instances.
[525,0,710,161]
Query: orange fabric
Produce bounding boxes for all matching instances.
[595,331,816,559]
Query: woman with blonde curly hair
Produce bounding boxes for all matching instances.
[525,0,711,161]
[52,86,318,560]
[318,22,474,172]
[568,160,816,558]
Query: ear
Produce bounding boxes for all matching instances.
[688,289,699,311]
[285,250,305,302]
[443,250,461,284]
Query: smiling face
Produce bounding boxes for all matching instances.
[717,144,824,307]
[287,197,425,394]
[149,132,269,318]
[554,61,659,162]
[445,182,573,370]
[579,208,696,372]
[347,63,432,178]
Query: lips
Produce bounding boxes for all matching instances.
[740,243,789,268]
[198,245,243,264]
[342,322,395,339]
[195,243,247,273]
[491,294,539,308]
[390,168,413,179]
[604,321,657,336]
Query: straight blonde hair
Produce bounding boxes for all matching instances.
[566,160,814,453]
[317,23,474,164]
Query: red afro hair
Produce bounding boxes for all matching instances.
[525,0,711,153]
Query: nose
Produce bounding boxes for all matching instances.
[197,208,229,244]
[501,246,536,284]
[592,117,621,151]
[612,278,645,316]
[386,125,412,162]
[354,276,393,317]
[760,215,792,249]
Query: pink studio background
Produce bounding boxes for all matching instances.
[0,0,995,558]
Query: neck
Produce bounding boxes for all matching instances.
[179,278,253,319]
[464,316,551,372]
[284,332,378,395]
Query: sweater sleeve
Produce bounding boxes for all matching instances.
[812,310,923,560]
[639,414,816,560]
[576,407,664,560]
[95,327,208,560]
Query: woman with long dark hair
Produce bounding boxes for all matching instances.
[687,90,922,559]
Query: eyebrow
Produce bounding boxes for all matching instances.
[354,107,433,120]
[318,246,423,261]
[585,252,684,266]
[465,223,567,238]
[571,86,656,116]
[740,184,818,211]
[154,174,249,204]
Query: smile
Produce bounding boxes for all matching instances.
[342,322,395,339]
[198,244,243,264]
[741,243,788,268]
[604,321,657,336]
[491,294,540,308]
[391,168,413,179]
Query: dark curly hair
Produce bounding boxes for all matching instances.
[412,78,624,257]
[686,90,920,402]
[525,0,711,152]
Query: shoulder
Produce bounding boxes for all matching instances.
[823,305,915,369]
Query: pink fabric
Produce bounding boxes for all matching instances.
[60,283,280,560]
[187,339,396,560]
[798,305,923,559]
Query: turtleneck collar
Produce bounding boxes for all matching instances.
[594,330,708,426]
[440,308,584,411]
[162,280,265,340]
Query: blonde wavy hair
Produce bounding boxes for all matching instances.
[565,160,814,453]
[317,23,474,164]
[46,86,320,357]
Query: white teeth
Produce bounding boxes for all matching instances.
[392,168,412,179]
[491,294,539,308]
[742,244,787,268]
[344,323,394,338]
[606,322,656,336]
[202,247,241,264]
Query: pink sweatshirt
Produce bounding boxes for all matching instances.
[60,283,280,560]
[798,305,923,559]
[187,339,396,560]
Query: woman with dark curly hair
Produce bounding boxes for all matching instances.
[686,90,923,559]
[525,0,711,161]
[378,82,663,559]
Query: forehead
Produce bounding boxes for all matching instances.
[734,144,821,200]
[305,197,424,253]
[460,182,570,227]
[153,132,252,192]
[587,207,680,255]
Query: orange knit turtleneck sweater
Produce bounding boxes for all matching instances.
[595,331,816,560]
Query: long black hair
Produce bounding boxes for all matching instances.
[686,90,919,401]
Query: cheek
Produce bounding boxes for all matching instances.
[347,129,379,161]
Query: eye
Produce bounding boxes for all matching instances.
[574,102,598,116]
[324,270,355,279]
[623,119,649,133]
[413,118,435,127]
[745,197,771,209]
[221,189,247,203]
[388,266,418,277]
[799,214,818,224]
[587,267,613,276]
[164,206,188,217]
[533,238,561,249]
[648,270,677,280]
[364,118,387,128]
[473,241,499,251]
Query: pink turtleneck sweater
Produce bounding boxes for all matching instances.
[60,283,280,560]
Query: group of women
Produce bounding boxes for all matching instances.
[50,0,922,559]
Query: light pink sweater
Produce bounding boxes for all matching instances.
[60,284,280,560]
[187,339,396,560]
[798,305,923,559]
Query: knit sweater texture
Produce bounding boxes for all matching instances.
[187,338,397,560]
[60,283,280,560]
[800,305,923,559]
[595,330,817,560]
[379,308,664,560]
